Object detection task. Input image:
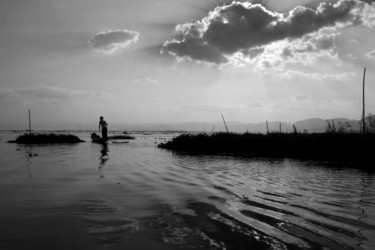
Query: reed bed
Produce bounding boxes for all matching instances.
[159,132,374,162]
[9,133,84,144]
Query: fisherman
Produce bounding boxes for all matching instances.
[99,116,108,141]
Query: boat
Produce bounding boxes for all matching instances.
[91,132,107,144]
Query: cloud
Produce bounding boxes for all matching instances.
[231,28,340,70]
[162,0,375,64]
[133,77,159,85]
[0,88,12,98]
[365,49,375,59]
[163,38,227,64]
[89,29,139,54]
[0,86,112,101]
[274,28,339,64]
[290,93,311,102]
[179,104,257,113]
[281,69,357,80]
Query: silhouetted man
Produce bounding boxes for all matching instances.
[99,116,108,141]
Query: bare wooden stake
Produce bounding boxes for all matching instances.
[266,120,269,134]
[362,67,366,134]
[221,114,229,133]
[28,109,31,135]
[293,124,297,134]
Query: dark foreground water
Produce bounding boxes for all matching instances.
[0,131,374,250]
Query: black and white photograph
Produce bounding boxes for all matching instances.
[1,0,375,249]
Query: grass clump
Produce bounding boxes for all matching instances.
[159,132,375,161]
[9,133,84,144]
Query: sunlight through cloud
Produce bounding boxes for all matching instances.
[162,0,375,66]
[89,29,139,54]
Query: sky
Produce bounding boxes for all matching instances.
[0,0,375,129]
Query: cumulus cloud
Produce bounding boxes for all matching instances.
[274,28,339,64]
[162,0,375,64]
[0,86,111,101]
[365,49,375,59]
[89,29,139,54]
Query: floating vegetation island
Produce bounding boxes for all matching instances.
[159,132,375,162]
[9,133,84,144]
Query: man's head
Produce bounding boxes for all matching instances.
[100,116,103,120]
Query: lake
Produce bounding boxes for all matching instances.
[0,131,374,250]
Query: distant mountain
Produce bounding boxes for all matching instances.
[117,118,361,133]
[0,117,365,133]
[294,118,360,133]
[110,118,360,133]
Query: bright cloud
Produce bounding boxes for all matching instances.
[162,0,375,65]
[365,49,375,59]
[281,69,358,80]
[89,29,139,54]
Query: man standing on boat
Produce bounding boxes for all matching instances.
[99,116,108,141]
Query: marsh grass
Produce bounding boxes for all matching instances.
[9,133,84,144]
[159,132,374,161]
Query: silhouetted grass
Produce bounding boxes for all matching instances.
[158,132,375,162]
[9,133,84,144]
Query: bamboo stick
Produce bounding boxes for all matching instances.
[221,114,229,133]
[362,67,366,134]
[28,110,31,135]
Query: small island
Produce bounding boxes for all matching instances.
[8,133,84,144]
[158,132,375,162]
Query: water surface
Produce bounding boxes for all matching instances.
[0,131,374,249]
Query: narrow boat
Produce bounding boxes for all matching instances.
[91,132,107,144]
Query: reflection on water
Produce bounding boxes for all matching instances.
[99,143,109,178]
[25,146,33,181]
[0,131,375,250]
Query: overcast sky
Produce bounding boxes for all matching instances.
[1,0,375,129]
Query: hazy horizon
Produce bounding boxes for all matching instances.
[0,115,363,132]
[1,0,375,128]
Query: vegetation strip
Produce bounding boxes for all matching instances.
[158,132,375,162]
[9,133,84,144]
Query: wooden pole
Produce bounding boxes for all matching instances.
[279,122,281,133]
[28,109,31,135]
[362,67,366,134]
[266,120,269,134]
[221,114,229,133]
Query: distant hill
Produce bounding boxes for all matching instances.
[116,118,362,133]
[103,118,361,133]
[294,118,360,133]
[0,117,365,133]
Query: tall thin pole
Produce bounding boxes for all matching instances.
[221,114,229,133]
[28,109,31,135]
[266,120,269,134]
[362,67,366,134]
